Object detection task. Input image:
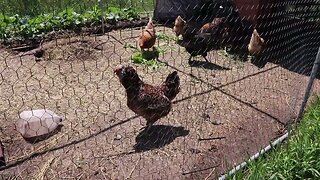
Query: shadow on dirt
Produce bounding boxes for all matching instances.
[133,125,189,152]
[24,125,64,144]
[188,60,231,71]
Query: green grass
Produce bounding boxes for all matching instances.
[229,95,320,180]
[107,0,155,13]
[0,0,154,18]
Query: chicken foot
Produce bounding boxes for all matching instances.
[188,55,211,64]
[139,124,153,132]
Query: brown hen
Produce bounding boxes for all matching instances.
[199,17,226,34]
[114,65,180,129]
[248,29,265,55]
[138,18,156,51]
[174,16,229,63]
[173,16,186,36]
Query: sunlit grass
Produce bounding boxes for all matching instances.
[0,0,154,17]
[229,95,320,180]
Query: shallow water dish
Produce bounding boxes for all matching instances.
[17,109,63,139]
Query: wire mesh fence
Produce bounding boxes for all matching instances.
[0,0,320,179]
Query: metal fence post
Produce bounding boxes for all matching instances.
[100,0,105,34]
[219,46,320,180]
[297,46,320,121]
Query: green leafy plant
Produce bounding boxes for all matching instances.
[0,6,140,43]
[124,43,167,70]
[156,32,175,42]
[130,48,165,70]
[107,7,139,22]
[131,54,164,70]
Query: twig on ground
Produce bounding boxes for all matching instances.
[198,137,226,141]
[34,156,56,180]
[125,156,141,180]
[204,167,216,180]
[182,165,218,175]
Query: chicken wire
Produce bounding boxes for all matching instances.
[0,0,320,179]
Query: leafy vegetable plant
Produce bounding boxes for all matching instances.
[125,44,164,70]
[0,6,140,43]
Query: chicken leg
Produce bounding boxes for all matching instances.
[188,55,210,64]
[202,55,210,63]
[188,55,193,64]
[139,124,154,133]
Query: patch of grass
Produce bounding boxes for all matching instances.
[0,0,154,18]
[229,95,320,180]
[0,0,95,17]
[108,0,155,13]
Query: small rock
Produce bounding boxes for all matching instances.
[101,167,106,173]
[209,145,218,152]
[94,45,103,51]
[189,148,201,154]
[114,134,122,140]
[211,119,223,125]
[202,113,210,120]
[250,101,258,105]
[35,58,42,62]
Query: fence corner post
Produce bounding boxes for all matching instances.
[296,46,320,121]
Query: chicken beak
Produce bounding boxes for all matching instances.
[114,65,123,75]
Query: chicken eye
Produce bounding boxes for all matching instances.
[121,69,126,76]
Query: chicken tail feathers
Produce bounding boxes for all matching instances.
[163,71,180,100]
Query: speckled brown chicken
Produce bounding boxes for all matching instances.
[114,65,180,129]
